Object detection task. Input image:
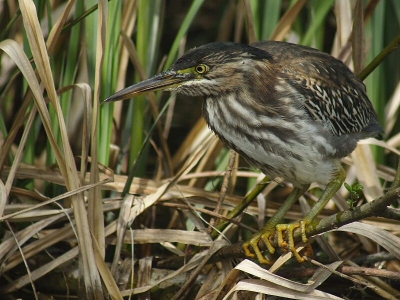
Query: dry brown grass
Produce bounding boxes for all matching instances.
[0,1,399,299]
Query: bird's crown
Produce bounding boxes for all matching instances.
[172,42,272,71]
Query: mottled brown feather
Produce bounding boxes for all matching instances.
[251,41,382,137]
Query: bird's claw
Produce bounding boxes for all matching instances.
[243,220,310,264]
[242,230,276,264]
[276,220,308,262]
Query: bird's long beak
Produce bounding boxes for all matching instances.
[103,70,188,103]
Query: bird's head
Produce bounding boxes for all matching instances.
[104,42,272,103]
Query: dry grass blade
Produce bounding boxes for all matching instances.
[351,145,383,201]
[117,0,137,93]
[172,119,213,168]
[120,244,227,296]
[0,93,32,175]
[358,139,400,156]
[171,240,227,300]
[224,279,343,299]
[235,260,343,293]
[111,194,135,276]
[46,0,76,53]
[3,224,75,273]
[334,0,353,50]
[336,223,400,259]
[137,257,152,299]
[0,40,59,164]
[18,0,102,295]
[269,0,307,41]
[352,0,364,73]
[236,279,339,299]
[0,178,109,222]
[243,0,257,43]
[0,180,5,217]
[108,229,213,246]
[88,0,106,260]
[92,232,123,299]
[0,208,70,222]
[0,214,66,275]
[268,245,306,273]
[0,247,79,294]
[385,82,400,135]
[72,83,93,182]
[3,102,36,200]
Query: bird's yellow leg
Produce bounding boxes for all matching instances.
[242,186,308,264]
[276,166,346,262]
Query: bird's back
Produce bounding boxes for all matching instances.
[251,41,383,146]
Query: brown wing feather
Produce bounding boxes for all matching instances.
[251,41,382,137]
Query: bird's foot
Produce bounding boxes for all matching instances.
[242,230,276,264]
[243,221,311,264]
[276,220,308,262]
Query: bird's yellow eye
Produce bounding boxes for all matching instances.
[194,64,209,74]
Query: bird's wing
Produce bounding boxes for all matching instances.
[252,41,381,137]
[281,60,375,136]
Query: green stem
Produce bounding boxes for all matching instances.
[211,176,270,239]
[358,33,400,81]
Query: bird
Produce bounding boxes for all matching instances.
[104,41,383,264]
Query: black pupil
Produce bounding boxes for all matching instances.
[197,66,204,73]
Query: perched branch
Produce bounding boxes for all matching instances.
[157,186,400,268]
